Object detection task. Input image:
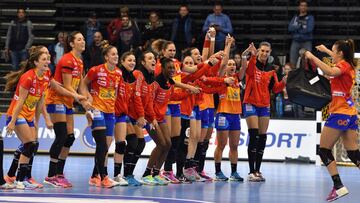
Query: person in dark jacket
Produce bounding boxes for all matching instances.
[5,8,34,70]
[170,5,196,59]
[117,16,142,56]
[83,31,104,72]
[288,0,315,66]
[142,11,167,47]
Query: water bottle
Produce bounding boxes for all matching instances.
[276,94,283,117]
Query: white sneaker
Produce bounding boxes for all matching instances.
[15,181,38,190]
[247,173,261,182]
[192,168,206,182]
[114,175,128,186]
[0,182,15,190]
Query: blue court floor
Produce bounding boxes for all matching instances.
[0,155,359,203]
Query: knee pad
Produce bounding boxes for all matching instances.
[115,141,126,154]
[63,133,75,148]
[347,150,360,167]
[319,148,334,166]
[248,129,258,152]
[256,134,267,154]
[136,138,146,156]
[50,122,68,159]
[22,142,38,158]
[92,129,108,154]
[126,134,138,153]
[33,141,39,155]
[203,140,210,151]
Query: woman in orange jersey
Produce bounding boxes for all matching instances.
[140,57,189,185]
[242,42,286,182]
[5,49,83,190]
[304,40,359,201]
[44,31,89,188]
[113,52,145,186]
[83,45,122,188]
[126,51,159,186]
[213,58,245,182]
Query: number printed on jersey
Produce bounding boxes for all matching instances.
[24,95,40,111]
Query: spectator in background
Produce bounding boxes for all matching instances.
[83,31,104,72]
[288,0,314,67]
[117,15,141,56]
[202,1,233,52]
[170,5,196,59]
[5,8,34,70]
[48,32,67,74]
[142,11,167,48]
[82,12,102,46]
[107,6,130,45]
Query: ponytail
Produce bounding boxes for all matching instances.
[334,39,355,67]
[64,31,82,53]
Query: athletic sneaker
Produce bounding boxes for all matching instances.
[326,186,349,202]
[15,180,38,190]
[27,177,44,188]
[114,175,128,186]
[101,176,116,188]
[199,171,213,181]
[193,168,206,182]
[177,174,192,184]
[153,175,168,186]
[4,175,16,184]
[124,175,142,186]
[247,173,261,182]
[141,175,158,186]
[183,168,197,182]
[215,171,229,181]
[88,176,101,187]
[56,175,72,188]
[255,172,266,182]
[44,176,61,187]
[161,171,180,184]
[0,182,15,190]
[229,172,244,182]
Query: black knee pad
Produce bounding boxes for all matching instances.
[319,148,334,166]
[50,122,67,159]
[33,141,39,155]
[248,129,258,152]
[347,150,360,167]
[126,134,138,153]
[136,138,146,156]
[63,133,75,148]
[92,129,108,154]
[203,140,210,152]
[22,142,38,158]
[256,134,267,154]
[115,141,126,154]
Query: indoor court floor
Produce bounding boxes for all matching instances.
[0,155,358,203]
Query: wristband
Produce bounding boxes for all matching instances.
[203,40,210,48]
[210,37,215,42]
[242,55,247,59]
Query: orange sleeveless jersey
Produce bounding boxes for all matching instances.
[86,64,122,113]
[7,69,51,121]
[155,58,182,105]
[243,55,285,107]
[328,60,357,115]
[217,77,242,114]
[46,52,83,108]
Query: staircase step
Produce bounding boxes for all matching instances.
[1,22,56,30]
[0,9,56,17]
[0,91,13,98]
[0,36,55,44]
[1,0,54,2]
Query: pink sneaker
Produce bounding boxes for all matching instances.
[56,174,72,188]
[199,171,213,181]
[326,186,349,202]
[44,176,60,187]
[161,171,180,184]
[183,168,197,182]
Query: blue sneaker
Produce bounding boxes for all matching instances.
[153,175,168,186]
[215,171,228,181]
[229,172,244,182]
[124,175,142,186]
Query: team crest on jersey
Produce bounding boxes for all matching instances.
[29,88,36,94]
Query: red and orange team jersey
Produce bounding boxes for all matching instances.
[46,52,83,108]
[7,69,51,121]
[128,70,154,121]
[155,58,182,105]
[328,60,357,115]
[87,64,122,113]
[198,62,221,111]
[217,77,242,114]
[243,55,285,107]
